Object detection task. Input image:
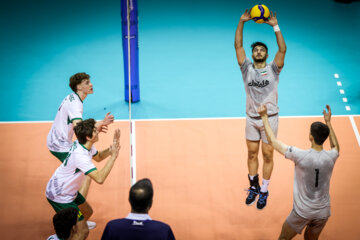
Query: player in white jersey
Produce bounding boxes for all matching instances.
[47,72,114,228]
[46,119,121,240]
[47,72,114,161]
[235,9,287,209]
[47,208,78,240]
[258,104,339,240]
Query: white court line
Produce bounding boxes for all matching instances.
[1,115,360,124]
[349,116,360,147]
[130,120,137,186]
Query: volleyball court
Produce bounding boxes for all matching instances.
[0,115,359,239]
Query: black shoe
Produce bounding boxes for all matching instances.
[257,191,269,210]
[245,186,259,206]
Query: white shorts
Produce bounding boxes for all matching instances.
[245,114,278,144]
[286,209,328,235]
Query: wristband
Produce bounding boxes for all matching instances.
[273,25,280,32]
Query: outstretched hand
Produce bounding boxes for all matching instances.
[240,9,251,22]
[113,129,121,144]
[257,104,268,117]
[103,112,115,126]
[265,11,278,26]
[110,129,121,158]
[323,105,332,123]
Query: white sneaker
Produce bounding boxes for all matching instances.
[86,221,96,230]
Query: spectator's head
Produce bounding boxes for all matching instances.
[310,122,330,145]
[69,72,93,94]
[251,41,268,63]
[129,178,154,213]
[53,208,78,240]
[74,119,98,144]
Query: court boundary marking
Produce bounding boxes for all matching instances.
[1,114,359,124]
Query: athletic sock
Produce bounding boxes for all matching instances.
[260,179,270,193]
[249,174,258,190]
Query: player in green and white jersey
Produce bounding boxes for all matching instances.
[47,72,114,162]
[47,72,114,229]
[46,119,121,240]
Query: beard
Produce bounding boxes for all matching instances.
[253,55,266,63]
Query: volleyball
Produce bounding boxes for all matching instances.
[250,4,270,23]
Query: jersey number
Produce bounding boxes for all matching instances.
[315,169,319,187]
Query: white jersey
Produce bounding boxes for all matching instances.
[285,146,339,219]
[47,93,83,152]
[46,141,97,203]
[240,57,281,118]
[47,234,60,240]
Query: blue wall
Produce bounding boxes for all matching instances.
[0,0,359,121]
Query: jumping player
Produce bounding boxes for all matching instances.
[235,9,287,209]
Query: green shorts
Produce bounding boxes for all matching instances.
[47,192,86,221]
[50,151,69,163]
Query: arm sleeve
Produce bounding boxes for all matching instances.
[74,153,97,175]
[284,146,304,164]
[328,148,339,163]
[270,60,282,75]
[68,99,83,122]
[240,57,252,75]
[90,146,98,157]
[168,226,176,240]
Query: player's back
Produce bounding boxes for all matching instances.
[287,147,339,219]
[47,93,83,152]
[102,218,175,240]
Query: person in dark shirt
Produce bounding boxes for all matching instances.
[101,178,175,240]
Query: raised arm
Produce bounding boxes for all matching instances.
[88,129,121,184]
[258,105,288,155]
[235,9,251,66]
[323,105,340,152]
[265,11,286,69]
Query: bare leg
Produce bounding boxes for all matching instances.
[79,176,92,198]
[72,219,89,240]
[278,221,297,240]
[304,219,327,240]
[78,201,93,221]
[246,140,260,176]
[262,141,274,180]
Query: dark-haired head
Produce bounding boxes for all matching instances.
[53,208,78,240]
[69,72,90,92]
[251,42,268,63]
[310,122,330,145]
[251,42,268,54]
[74,119,96,144]
[129,178,154,213]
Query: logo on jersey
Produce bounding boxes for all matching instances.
[132,220,144,226]
[261,71,268,76]
[248,80,269,88]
